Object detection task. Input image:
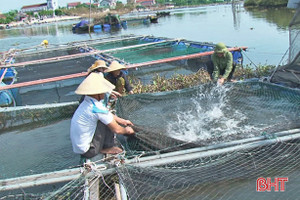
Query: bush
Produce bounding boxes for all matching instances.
[244,0,288,7]
[244,0,259,6]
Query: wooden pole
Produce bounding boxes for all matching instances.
[115,183,122,200]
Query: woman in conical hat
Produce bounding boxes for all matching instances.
[87,60,108,77]
[70,73,135,159]
[105,61,134,95]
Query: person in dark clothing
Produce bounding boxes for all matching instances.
[211,42,236,85]
[105,61,134,95]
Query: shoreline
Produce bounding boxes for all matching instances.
[1,16,81,28]
[2,2,242,28]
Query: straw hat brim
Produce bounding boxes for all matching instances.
[105,61,126,73]
[88,63,109,73]
[75,73,115,95]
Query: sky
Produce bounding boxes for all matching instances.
[0,0,92,13]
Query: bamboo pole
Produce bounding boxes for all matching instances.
[0,166,114,192]
[120,182,128,200]
[0,72,87,91]
[115,183,122,200]
[0,35,138,57]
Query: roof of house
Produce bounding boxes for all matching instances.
[67,2,81,7]
[21,3,47,9]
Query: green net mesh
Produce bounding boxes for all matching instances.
[105,41,213,64]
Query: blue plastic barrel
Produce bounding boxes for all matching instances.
[93,24,102,29]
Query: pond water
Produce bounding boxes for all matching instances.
[0,3,295,66]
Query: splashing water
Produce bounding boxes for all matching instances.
[167,84,258,143]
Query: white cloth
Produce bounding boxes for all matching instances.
[70,96,113,154]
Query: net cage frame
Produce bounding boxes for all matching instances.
[1,129,300,199]
[0,35,247,110]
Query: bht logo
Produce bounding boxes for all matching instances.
[256,177,288,192]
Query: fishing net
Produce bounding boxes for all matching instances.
[114,81,300,199]
[288,8,300,63]
[270,7,300,88]
[1,81,300,199]
[116,81,300,156]
[102,40,214,64]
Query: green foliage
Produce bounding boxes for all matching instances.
[244,0,258,6]
[244,0,288,7]
[76,4,90,8]
[234,64,275,80]
[131,69,212,94]
[0,19,6,24]
[55,9,64,16]
[116,2,125,10]
[38,10,54,17]
[131,65,276,94]
[156,0,166,4]
[1,10,18,23]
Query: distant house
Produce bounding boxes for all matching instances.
[85,3,100,8]
[0,13,5,19]
[165,2,175,8]
[67,2,81,9]
[20,0,58,13]
[21,3,48,13]
[100,0,117,8]
[136,0,156,7]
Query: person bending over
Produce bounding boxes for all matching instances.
[70,73,135,159]
[211,42,236,85]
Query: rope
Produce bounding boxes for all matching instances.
[241,50,258,68]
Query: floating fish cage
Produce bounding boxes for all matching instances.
[1,70,300,199]
[0,34,246,108]
[0,35,247,133]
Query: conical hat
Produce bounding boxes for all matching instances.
[75,73,115,95]
[105,61,126,73]
[88,60,108,73]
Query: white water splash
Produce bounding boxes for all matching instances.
[167,84,257,142]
